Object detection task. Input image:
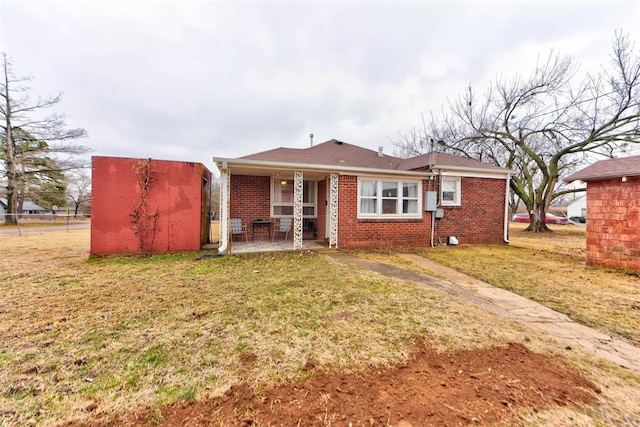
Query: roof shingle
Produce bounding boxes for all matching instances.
[240,139,507,172]
[564,155,640,182]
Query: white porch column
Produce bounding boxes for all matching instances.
[217,165,230,254]
[293,170,304,250]
[329,173,339,248]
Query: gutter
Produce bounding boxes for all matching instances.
[212,157,512,180]
[212,157,432,178]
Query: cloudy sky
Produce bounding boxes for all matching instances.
[1,0,639,173]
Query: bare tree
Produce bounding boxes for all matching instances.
[66,169,92,216]
[0,53,89,224]
[395,33,640,232]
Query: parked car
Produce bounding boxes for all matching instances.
[569,216,586,224]
[511,213,569,224]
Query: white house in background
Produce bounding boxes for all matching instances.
[567,195,587,219]
[0,198,48,217]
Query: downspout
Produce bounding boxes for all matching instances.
[503,174,511,243]
[430,209,435,248]
[217,162,229,254]
[430,169,441,248]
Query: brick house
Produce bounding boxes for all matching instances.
[213,139,512,252]
[565,155,640,271]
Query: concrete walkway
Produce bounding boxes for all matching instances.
[326,252,640,374]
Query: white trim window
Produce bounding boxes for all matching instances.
[272,178,317,217]
[358,178,421,218]
[441,177,461,206]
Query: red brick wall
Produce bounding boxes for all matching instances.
[230,175,272,240]
[336,175,507,249]
[586,177,640,271]
[437,176,507,245]
[228,173,507,248]
[317,179,327,239]
[337,175,431,249]
[91,157,211,254]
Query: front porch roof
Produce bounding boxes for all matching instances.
[211,156,430,179]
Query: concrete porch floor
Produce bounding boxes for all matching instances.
[229,239,328,254]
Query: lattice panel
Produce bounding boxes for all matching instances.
[329,173,339,248]
[293,170,304,250]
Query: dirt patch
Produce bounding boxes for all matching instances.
[108,342,598,426]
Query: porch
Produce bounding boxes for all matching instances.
[229,239,327,254]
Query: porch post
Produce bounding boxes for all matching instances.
[329,173,338,248]
[293,170,304,250]
[217,165,230,254]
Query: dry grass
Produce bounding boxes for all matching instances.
[1,229,541,426]
[415,223,640,346]
[1,228,639,426]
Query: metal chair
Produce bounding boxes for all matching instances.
[230,218,248,241]
[272,218,292,241]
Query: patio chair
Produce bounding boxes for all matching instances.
[230,218,248,241]
[272,218,292,241]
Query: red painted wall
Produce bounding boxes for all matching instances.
[229,172,507,249]
[586,177,640,271]
[91,156,211,254]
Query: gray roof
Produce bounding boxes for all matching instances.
[564,155,640,182]
[0,198,46,211]
[241,139,510,173]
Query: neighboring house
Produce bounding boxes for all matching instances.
[22,201,48,214]
[0,198,47,216]
[91,157,212,255]
[213,139,512,251]
[565,155,640,272]
[567,195,587,219]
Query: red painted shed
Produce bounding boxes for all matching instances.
[91,156,212,255]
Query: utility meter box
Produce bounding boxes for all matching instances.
[435,208,444,219]
[425,191,437,212]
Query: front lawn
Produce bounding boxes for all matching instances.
[1,228,638,425]
[419,223,640,346]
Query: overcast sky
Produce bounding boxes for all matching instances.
[1,0,639,173]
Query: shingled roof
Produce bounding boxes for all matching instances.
[242,139,402,169]
[240,139,508,172]
[564,155,640,183]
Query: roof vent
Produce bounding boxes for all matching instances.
[378,146,384,157]
[335,140,343,145]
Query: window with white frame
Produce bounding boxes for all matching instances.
[440,177,461,206]
[358,178,421,218]
[271,178,317,217]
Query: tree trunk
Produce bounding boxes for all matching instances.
[2,57,17,225]
[530,204,551,232]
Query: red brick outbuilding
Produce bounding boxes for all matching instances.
[213,139,512,252]
[565,155,640,271]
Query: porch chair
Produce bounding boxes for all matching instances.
[230,218,248,241]
[272,218,292,241]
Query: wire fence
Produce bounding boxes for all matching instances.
[1,213,90,235]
